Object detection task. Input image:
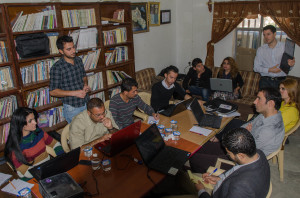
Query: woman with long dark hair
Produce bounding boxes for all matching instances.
[4,107,64,180]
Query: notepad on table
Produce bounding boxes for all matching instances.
[0,172,12,186]
[187,170,213,189]
[189,126,212,136]
[1,179,34,196]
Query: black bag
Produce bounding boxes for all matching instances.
[16,33,50,58]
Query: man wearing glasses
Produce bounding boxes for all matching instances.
[69,98,118,150]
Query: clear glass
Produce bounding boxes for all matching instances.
[91,158,101,170]
[83,146,93,158]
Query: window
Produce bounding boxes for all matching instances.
[235,15,288,71]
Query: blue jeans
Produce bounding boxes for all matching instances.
[188,86,211,101]
[63,103,86,123]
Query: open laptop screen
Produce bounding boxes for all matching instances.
[135,124,165,165]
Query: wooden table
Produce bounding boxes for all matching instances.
[157,103,234,146]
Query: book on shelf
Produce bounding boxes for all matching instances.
[0,66,14,90]
[87,72,103,91]
[79,49,101,71]
[90,91,105,102]
[46,32,59,54]
[104,46,128,66]
[26,87,59,108]
[0,123,10,144]
[20,58,59,85]
[0,95,17,119]
[102,27,127,45]
[106,70,131,85]
[38,106,64,128]
[0,41,9,63]
[69,28,97,50]
[61,8,96,28]
[11,6,57,32]
[113,9,124,23]
[108,86,121,99]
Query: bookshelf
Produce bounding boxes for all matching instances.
[0,2,136,151]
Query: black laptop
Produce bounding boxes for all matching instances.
[29,147,80,181]
[135,124,190,176]
[190,98,222,129]
[158,98,194,117]
[280,38,295,74]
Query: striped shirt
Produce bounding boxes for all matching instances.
[11,128,64,180]
[109,93,154,129]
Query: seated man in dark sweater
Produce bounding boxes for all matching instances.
[151,65,191,112]
[196,128,270,198]
[110,78,159,129]
[183,58,212,101]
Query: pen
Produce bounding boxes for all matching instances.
[208,168,218,176]
[9,180,16,190]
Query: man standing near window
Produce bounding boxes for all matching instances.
[50,35,91,123]
[254,25,295,89]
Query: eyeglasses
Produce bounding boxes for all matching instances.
[89,110,107,117]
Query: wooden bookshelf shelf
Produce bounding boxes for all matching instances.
[0,2,135,139]
[12,28,61,35]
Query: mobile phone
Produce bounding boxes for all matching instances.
[78,160,92,166]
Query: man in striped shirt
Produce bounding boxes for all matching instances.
[109,78,159,129]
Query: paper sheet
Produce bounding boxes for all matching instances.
[1,179,34,196]
[189,126,212,136]
[187,170,213,189]
[147,116,159,124]
[0,173,12,186]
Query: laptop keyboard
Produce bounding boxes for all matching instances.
[199,114,221,129]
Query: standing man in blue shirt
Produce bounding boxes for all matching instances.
[254,25,295,89]
[50,35,91,123]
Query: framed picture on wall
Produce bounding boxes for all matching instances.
[131,2,149,34]
[148,2,160,26]
[161,10,171,24]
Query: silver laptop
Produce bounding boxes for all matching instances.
[210,78,233,92]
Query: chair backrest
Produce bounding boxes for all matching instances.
[266,146,281,160]
[61,124,70,153]
[138,92,151,105]
[104,100,110,110]
[283,119,300,145]
[46,145,57,157]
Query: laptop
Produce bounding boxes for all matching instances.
[190,98,222,129]
[135,124,190,176]
[158,98,194,117]
[94,120,141,156]
[280,38,295,74]
[210,78,233,92]
[29,147,80,181]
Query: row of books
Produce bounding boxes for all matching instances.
[26,87,59,108]
[0,123,10,144]
[109,86,121,99]
[0,67,14,91]
[20,58,59,85]
[80,49,101,71]
[11,6,57,32]
[90,91,105,102]
[0,41,8,63]
[70,28,97,50]
[105,46,128,66]
[0,96,17,119]
[113,9,125,23]
[87,72,103,91]
[103,27,127,46]
[61,8,96,28]
[106,70,131,85]
[38,106,65,128]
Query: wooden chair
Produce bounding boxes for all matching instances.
[61,124,70,153]
[267,119,300,181]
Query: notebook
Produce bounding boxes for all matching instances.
[135,124,190,176]
[190,98,222,129]
[210,78,233,92]
[29,147,80,181]
[94,120,141,156]
[280,38,295,74]
[158,98,194,117]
